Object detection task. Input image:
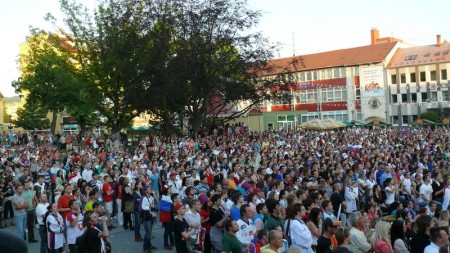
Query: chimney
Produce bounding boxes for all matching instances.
[437,34,442,46]
[371,28,380,45]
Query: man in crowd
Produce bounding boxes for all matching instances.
[36,193,49,253]
[23,180,38,242]
[57,184,75,221]
[316,217,341,253]
[141,185,157,253]
[11,184,28,239]
[221,219,242,253]
[102,175,115,229]
[348,212,372,253]
[236,204,256,250]
[66,199,84,253]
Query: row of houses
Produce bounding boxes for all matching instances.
[234,29,449,131]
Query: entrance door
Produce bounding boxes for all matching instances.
[282,121,293,131]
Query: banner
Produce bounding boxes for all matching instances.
[360,66,384,97]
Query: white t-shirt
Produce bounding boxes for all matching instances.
[36,203,49,225]
[419,183,433,202]
[236,219,256,248]
[65,212,84,245]
[385,186,395,205]
[402,178,412,195]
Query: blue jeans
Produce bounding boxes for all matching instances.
[134,211,141,237]
[39,225,48,253]
[143,220,154,251]
[15,214,27,239]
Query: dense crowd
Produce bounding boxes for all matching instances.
[0,124,450,253]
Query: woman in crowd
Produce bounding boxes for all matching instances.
[132,180,143,242]
[210,194,227,253]
[200,193,212,253]
[45,203,64,253]
[306,207,322,251]
[160,185,174,250]
[374,221,394,253]
[390,219,410,253]
[121,177,133,231]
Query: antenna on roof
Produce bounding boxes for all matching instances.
[292,32,296,57]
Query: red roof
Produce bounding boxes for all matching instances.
[388,42,450,67]
[260,42,399,76]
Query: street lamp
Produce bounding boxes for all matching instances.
[8,115,13,132]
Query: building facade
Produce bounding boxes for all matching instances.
[387,35,450,126]
[254,29,407,131]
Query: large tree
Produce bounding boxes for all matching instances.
[13,101,50,131]
[12,30,94,134]
[40,0,298,135]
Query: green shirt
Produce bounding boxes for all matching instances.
[22,190,34,211]
[222,233,242,253]
[85,200,94,211]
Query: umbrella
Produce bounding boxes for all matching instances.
[300,119,346,130]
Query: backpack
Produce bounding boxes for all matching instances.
[75,231,88,253]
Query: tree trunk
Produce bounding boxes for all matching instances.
[191,116,201,138]
[51,111,58,134]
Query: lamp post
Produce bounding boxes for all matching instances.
[8,115,13,132]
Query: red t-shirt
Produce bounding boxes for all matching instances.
[58,194,75,221]
[103,182,113,203]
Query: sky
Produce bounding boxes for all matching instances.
[1,0,449,97]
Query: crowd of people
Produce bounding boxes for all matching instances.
[0,124,449,253]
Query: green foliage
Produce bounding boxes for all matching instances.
[14,101,50,130]
[420,111,439,122]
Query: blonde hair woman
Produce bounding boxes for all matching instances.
[439,210,449,227]
[374,221,393,253]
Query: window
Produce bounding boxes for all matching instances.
[424,53,430,57]
[435,52,441,56]
[392,95,398,103]
[430,70,437,81]
[442,69,448,80]
[411,93,417,103]
[443,90,449,101]
[277,115,287,122]
[422,92,428,102]
[340,68,346,77]
[313,71,318,80]
[405,55,417,60]
[295,90,317,104]
[307,72,312,81]
[334,69,340,78]
[432,91,437,101]
[300,72,305,81]
[393,116,399,125]
[354,67,359,76]
[420,72,426,82]
[410,73,416,83]
[327,69,333,79]
[400,73,406,83]
[355,89,361,100]
[412,115,418,121]
[322,87,347,102]
[402,116,409,124]
[391,74,397,84]
[401,94,407,102]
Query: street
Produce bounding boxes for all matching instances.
[3,218,171,253]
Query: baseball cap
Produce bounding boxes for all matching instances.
[170,172,177,178]
[163,184,172,191]
[323,217,341,230]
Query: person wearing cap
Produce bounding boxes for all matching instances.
[173,202,197,253]
[168,171,181,194]
[316,217,341,253]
